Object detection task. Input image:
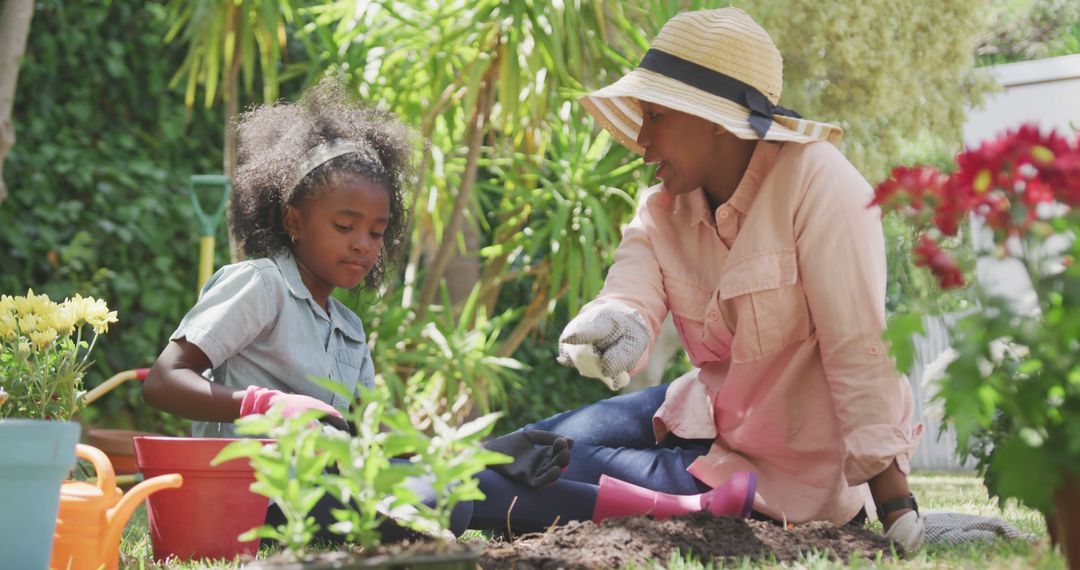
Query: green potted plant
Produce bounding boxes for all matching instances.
[0,289,117,567]
[224,381,508,569]
[875,124,1080,566]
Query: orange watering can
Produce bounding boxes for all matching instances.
[51,444,183,570]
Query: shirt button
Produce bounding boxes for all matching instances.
[868,344,881,356]
[708,310,720,321]
[717,209,730,220]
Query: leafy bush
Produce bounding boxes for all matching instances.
[1,1,235,433]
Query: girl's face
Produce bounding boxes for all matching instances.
[284,173,390,307]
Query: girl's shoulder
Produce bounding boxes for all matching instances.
[200,256,288,300]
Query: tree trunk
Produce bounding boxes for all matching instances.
[0,0,35,206]
[1051,471,1080,570]
[223,42,241,262]
[415,72,495,317]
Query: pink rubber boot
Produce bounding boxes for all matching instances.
[592,472,757,522]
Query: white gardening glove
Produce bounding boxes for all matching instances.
[885,510,925,553]
[557,302,650,391]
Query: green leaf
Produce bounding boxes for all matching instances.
[989,438,1061,513]
[883,312,924,375]
[211,439,266,466]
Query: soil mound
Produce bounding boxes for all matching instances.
[480,512,895,569]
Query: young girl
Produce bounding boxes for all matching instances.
[143,79,411,437]
[523,7,925,550]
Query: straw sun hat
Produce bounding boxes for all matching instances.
[580,7,843,154]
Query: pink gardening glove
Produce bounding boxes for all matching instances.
[239,385,343,419]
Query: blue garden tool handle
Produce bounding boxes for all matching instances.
[189,175,232,291]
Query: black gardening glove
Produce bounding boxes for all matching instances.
[483,429,574,488]
[320,413,357,436]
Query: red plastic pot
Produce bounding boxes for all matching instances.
[133,436,272,562]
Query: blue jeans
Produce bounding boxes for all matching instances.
[469,383,714,533]
[525,383,712,495]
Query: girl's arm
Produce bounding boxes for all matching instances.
[143,338,245,421]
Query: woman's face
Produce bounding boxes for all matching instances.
[635,101,727,197]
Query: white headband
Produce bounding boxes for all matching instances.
[284,140,376,204]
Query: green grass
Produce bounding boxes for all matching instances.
[118,470,1065,568]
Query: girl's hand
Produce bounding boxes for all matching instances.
[239,385,343,418]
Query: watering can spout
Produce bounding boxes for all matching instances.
[104,473,183,557]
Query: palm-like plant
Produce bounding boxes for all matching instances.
[307,0,659,418]
[165,0,314,257]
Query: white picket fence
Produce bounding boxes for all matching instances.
[906,314,977,471]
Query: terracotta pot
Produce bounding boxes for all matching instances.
[88,428,159,477]
[1051,471,1080,570]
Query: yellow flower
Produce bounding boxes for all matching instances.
[18,313,43,334]
[0,294,13,315]
[64,294,93,323]
[51,301,80,335]
[36,300,62,332]
[29,328,58,350]
[84,300,118,334]
[65,294,118,333]
[0,314,15,340]
[11,289,53,318]
[18,340,32,357]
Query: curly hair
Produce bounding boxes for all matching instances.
[231,77,415,289]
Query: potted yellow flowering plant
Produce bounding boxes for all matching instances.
[0,289,117,568]
[0,289,117,419]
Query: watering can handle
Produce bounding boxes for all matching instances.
[75,444,116,497]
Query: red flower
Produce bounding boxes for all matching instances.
[872,123,1078,293]
[913,235,964,289]
[1045,147,1080,207]
[870,165,947,212]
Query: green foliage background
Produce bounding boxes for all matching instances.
[0,1,230,433]
[2,0,1074,435]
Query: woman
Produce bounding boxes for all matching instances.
[540,7,924,550]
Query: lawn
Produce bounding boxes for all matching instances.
[116,470,1063,569]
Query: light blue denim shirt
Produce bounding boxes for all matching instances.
[171,251,375,437]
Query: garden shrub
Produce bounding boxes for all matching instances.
[1,1,230,433]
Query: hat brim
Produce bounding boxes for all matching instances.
[581,68,843,154]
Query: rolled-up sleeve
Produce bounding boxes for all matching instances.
[586,189,671,374]
[793,145,919,486]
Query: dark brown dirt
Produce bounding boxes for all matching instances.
[243,513,895,569]
[479,512,896,569]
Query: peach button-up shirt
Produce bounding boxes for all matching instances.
[587,140,922,525]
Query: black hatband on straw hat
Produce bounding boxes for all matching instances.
[637,49,802,139]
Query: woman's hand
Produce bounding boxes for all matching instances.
[557,302,650,390]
